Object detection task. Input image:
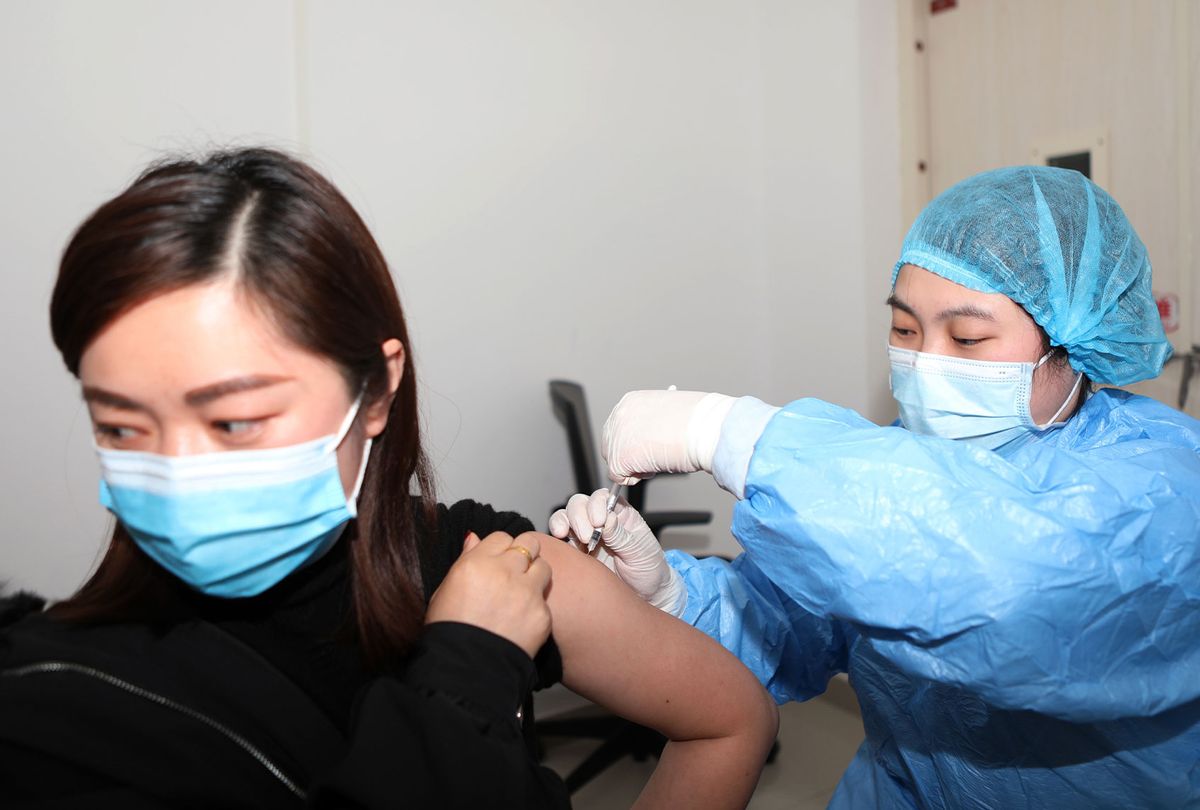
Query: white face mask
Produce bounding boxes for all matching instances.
[888,345,1084,451]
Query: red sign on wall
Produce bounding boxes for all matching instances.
[931,0,958,13]
[1156,292,1180,333]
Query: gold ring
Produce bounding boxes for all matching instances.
[506,544,534,565]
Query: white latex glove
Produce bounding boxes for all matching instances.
[548,488,686,616]
[602,390,736,484]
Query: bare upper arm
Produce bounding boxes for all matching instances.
[526,532,776,742]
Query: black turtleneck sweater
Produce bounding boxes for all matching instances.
[0,499,569,809]
[186,498,562,734]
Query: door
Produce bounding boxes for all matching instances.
[902,0,1199,415]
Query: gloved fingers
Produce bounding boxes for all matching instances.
[559,491,600,545]
[602,517,656,559]
[582,489,632,545]
[590,487,631,527]
[601,521,632,555]
[547,508,570,540]
[601,392,638,482]
[612,498,651,532]
[548,495,607,543]
[599,511,619,542]
[602,389,704,480]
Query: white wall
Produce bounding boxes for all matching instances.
[0,0,300,596]
[0,0,902,597]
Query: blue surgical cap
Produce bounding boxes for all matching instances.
[893,166,1171,386]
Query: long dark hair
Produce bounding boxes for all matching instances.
[49,147,437,669]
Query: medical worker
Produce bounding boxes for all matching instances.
[552,167,1200,808]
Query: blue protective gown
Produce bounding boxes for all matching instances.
[670,388,1200,808]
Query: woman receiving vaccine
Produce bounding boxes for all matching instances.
[0,148,777,808]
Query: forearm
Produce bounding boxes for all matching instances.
[634,713,777,810]
[536,533,777,806]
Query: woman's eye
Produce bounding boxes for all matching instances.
[891,326,916,338]
[213,419,261,436]
[94,424,139,444]
[953,337,983,347]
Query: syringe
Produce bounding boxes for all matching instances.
[587,484,623,555]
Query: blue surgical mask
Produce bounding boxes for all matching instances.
[96,396,370,598]
[888,345,1083,451]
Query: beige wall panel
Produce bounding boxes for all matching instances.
[922,0,1193,408]
[925,0,1178,310]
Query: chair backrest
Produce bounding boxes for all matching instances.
[549,380,601,494]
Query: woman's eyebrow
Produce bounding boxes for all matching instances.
[934,304,996,323]
[886,294,916,317]
[184,375,292,407]
[81,386,146,412]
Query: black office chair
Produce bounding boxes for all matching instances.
[534,380,712,794]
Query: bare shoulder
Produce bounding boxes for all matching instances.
[514,531,628,609]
